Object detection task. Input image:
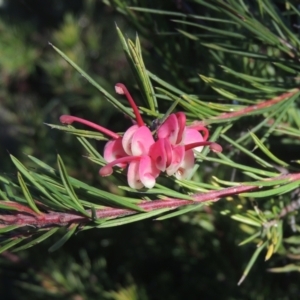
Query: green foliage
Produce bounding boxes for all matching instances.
[1,0,300,299]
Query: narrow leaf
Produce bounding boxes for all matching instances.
[49,43,134,118]
[57,155,86,213]
[231,214,261,227]
[17,172,42,214]
[156,204,204,220]
[238,231,261,246]
[98,208,171,228]
[10,155,63,207]
[13,228,59,252]
[0,238,25,254]
[48,225,78,252]
[0,225,22,234]
[238,241,267,285]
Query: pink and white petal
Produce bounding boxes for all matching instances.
[157,114,179,145]
[103,138,127,168]
[184,128,204,153]
[175,112,186,144]
[122,125,139,155]
[131,126,155,156]
[175,149,195,180]
[149,138,172,171]
[138,155,160,189]
[127,160,144,189]
[166,145,185,176]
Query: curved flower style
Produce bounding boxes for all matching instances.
[60,83,222,189]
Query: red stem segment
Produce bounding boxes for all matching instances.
[190,90,299,127]
[2,172,300,228]
[214,90,299,121]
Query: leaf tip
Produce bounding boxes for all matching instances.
[237,274,246,286]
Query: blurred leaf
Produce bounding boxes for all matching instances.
[48,225,78,252]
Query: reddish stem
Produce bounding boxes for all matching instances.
[60,115,120,139]
[115,83,145,127]
[214,90,299,121]
[189,90,299,127]
[2,172,300,228]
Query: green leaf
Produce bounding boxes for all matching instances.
[242,178,290,187]
[238,231,261,246]
[129,7,186,17]
[10,155,63,207]
[238,241,268,285]
[156,203,204,220]
[45,123,106,140]
[0,238,26,254]
[13,228,59,252]
[220,134,274,168]
[49,43,134,118]
[120,186,194,201]
[268,264,300,273]
[148,71,185,95]
[97,208,171,228]
[17,172,42,214]
[48,225,78,252]
[27,155,56,175]
[284,236,300,244]
[57,155,86,213]
[231,214,261,227]
[174,19,245,39]
[0,225,22,234]
[76,136,104,160]
[273,62,298,74]
[249,132,289,167]
[177,29,199,40]
[116,27,157,112]
[130,37,157,112]
[206,154,279,177]
[242,181,300,198]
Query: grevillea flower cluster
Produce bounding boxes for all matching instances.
[60,83,222,189]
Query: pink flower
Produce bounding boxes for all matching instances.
[60,84,160,189]
[103,138,127,168]
[60,83,222,189]
[152,111,218,180]
[99,124,160,189]
[122,125,154,156]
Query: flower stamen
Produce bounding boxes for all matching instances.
[60,115,120,139]
[115,83,145,127]
[185,141,222,153]
[99,155,141,176]
[187,124,209,141]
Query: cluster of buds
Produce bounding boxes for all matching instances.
[60,84,222,189]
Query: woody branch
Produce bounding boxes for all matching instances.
[1,172,300,228]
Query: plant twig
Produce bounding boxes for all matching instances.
[215,90,299,120]
[1,172,300,228]
[190,90,299,127]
